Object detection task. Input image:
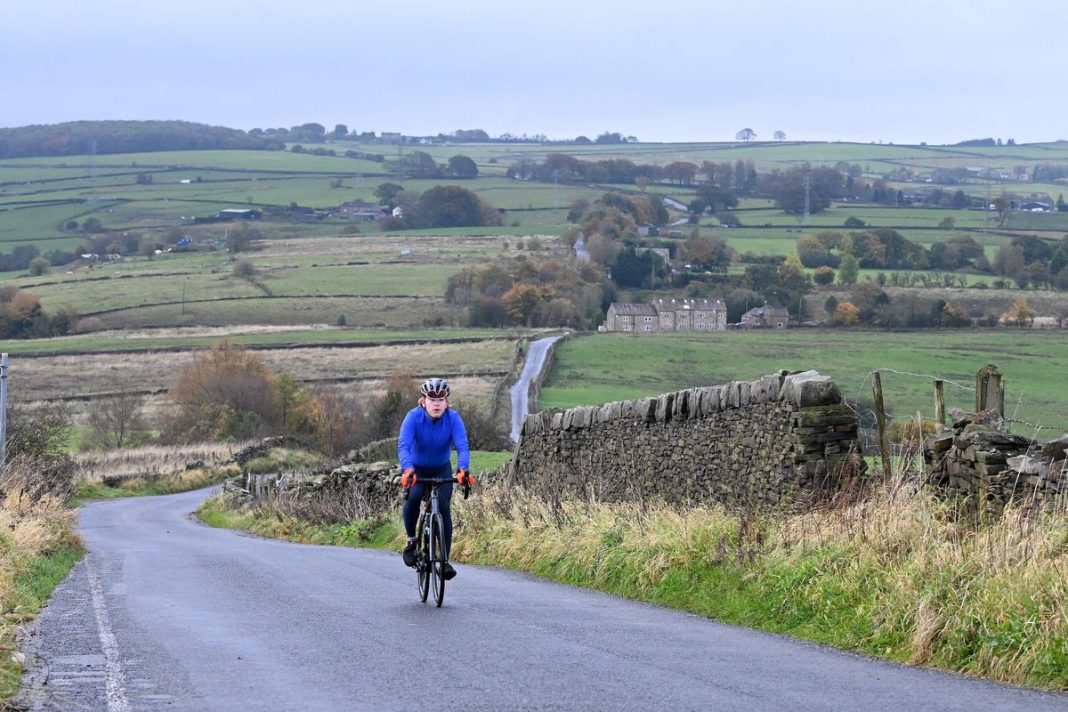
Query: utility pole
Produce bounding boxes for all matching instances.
[0,353,8,472]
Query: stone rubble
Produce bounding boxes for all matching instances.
[924,413,1067,507]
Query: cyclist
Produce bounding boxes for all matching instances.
[398,377,473,580]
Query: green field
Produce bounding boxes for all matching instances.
[540,331,1068,435]
[4,140,1068,251]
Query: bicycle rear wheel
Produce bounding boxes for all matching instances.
[430,513,447,607]
[417,518,430,603]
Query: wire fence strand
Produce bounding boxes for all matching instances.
[843,366,1065,435]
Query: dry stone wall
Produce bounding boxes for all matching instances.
[509,370,862,508]
[925,412,1067,508]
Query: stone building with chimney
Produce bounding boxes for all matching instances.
[604,297,727,333]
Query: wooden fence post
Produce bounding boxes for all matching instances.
[975,364,1004,417]
[872,371,891,479]
[933,380,945,431]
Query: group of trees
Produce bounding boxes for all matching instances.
[954,138,1016,147]
[380,185,501,230]
[508,153,669,185]
[387,151,479,180]
[0,286,78,339]
[564,193,735,291]
[445,255,610,329]
[821,282,1046,330]
[249,123,380,143]
[0,244,79,273]
[0,121,282,159]
[508,155,878,219]
[1032,164,1068,186]
[988,235,1068,289]
[796,229,933,272]
[796,230,1068,290]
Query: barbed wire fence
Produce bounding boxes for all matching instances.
[837,364,1061,475]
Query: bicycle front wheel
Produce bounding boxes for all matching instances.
[430,513,447,607]
[417,521,430,603]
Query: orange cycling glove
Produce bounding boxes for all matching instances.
[456,469,475,487]
[400,469,416,488]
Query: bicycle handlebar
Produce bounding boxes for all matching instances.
[400,475,471,499]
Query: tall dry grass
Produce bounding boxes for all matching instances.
[73,441,246,494]
[0,462,81,695]
[454,470,1068,691]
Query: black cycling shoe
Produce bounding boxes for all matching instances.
[402,541,417,567]
[442,562,457,580]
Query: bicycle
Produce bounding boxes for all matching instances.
[406,475,470,607]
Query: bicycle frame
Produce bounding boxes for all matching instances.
[411,477,455,607]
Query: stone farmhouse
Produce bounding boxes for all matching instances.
[740,305,790,328]
[604,297,727,333]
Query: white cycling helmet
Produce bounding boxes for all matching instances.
[420,377,450,399]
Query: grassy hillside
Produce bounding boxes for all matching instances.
[5,232,561,329]
[4,140,1067,255]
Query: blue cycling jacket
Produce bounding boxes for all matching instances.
[397,406,470,472]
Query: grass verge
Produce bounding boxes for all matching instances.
[0,494,82,699]
[453,477,1068,692]
[193,450,512,549]
[196,496,401,550]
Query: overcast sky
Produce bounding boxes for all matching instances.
[3,0,1065,145]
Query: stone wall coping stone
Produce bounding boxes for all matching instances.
[527,370,843,433]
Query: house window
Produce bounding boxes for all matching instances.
[623,325,632,332]
[644,325,653,332]
[776,321,785,328]
[644,316,653,322]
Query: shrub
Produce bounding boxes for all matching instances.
[455,402,510,451]
[832,301,860,326]
[85,391,149,450]
[162,341,278,442]
[813,266,836,285]
[232,259,256,278]
[1,404,76,501]
[715,211,741,227]
[27,257,50,276]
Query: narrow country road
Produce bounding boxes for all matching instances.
[19,488,1068,711]
[509,335,561,442]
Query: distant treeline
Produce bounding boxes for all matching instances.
[0,120,284,159]
[954,137,1017,147]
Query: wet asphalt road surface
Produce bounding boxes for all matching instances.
[18,487,1068,711]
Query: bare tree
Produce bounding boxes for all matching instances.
[774,130,786,142]
[735,128,757,142]
[87,390,147,449]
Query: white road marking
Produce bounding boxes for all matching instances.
[86,559,131,712]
